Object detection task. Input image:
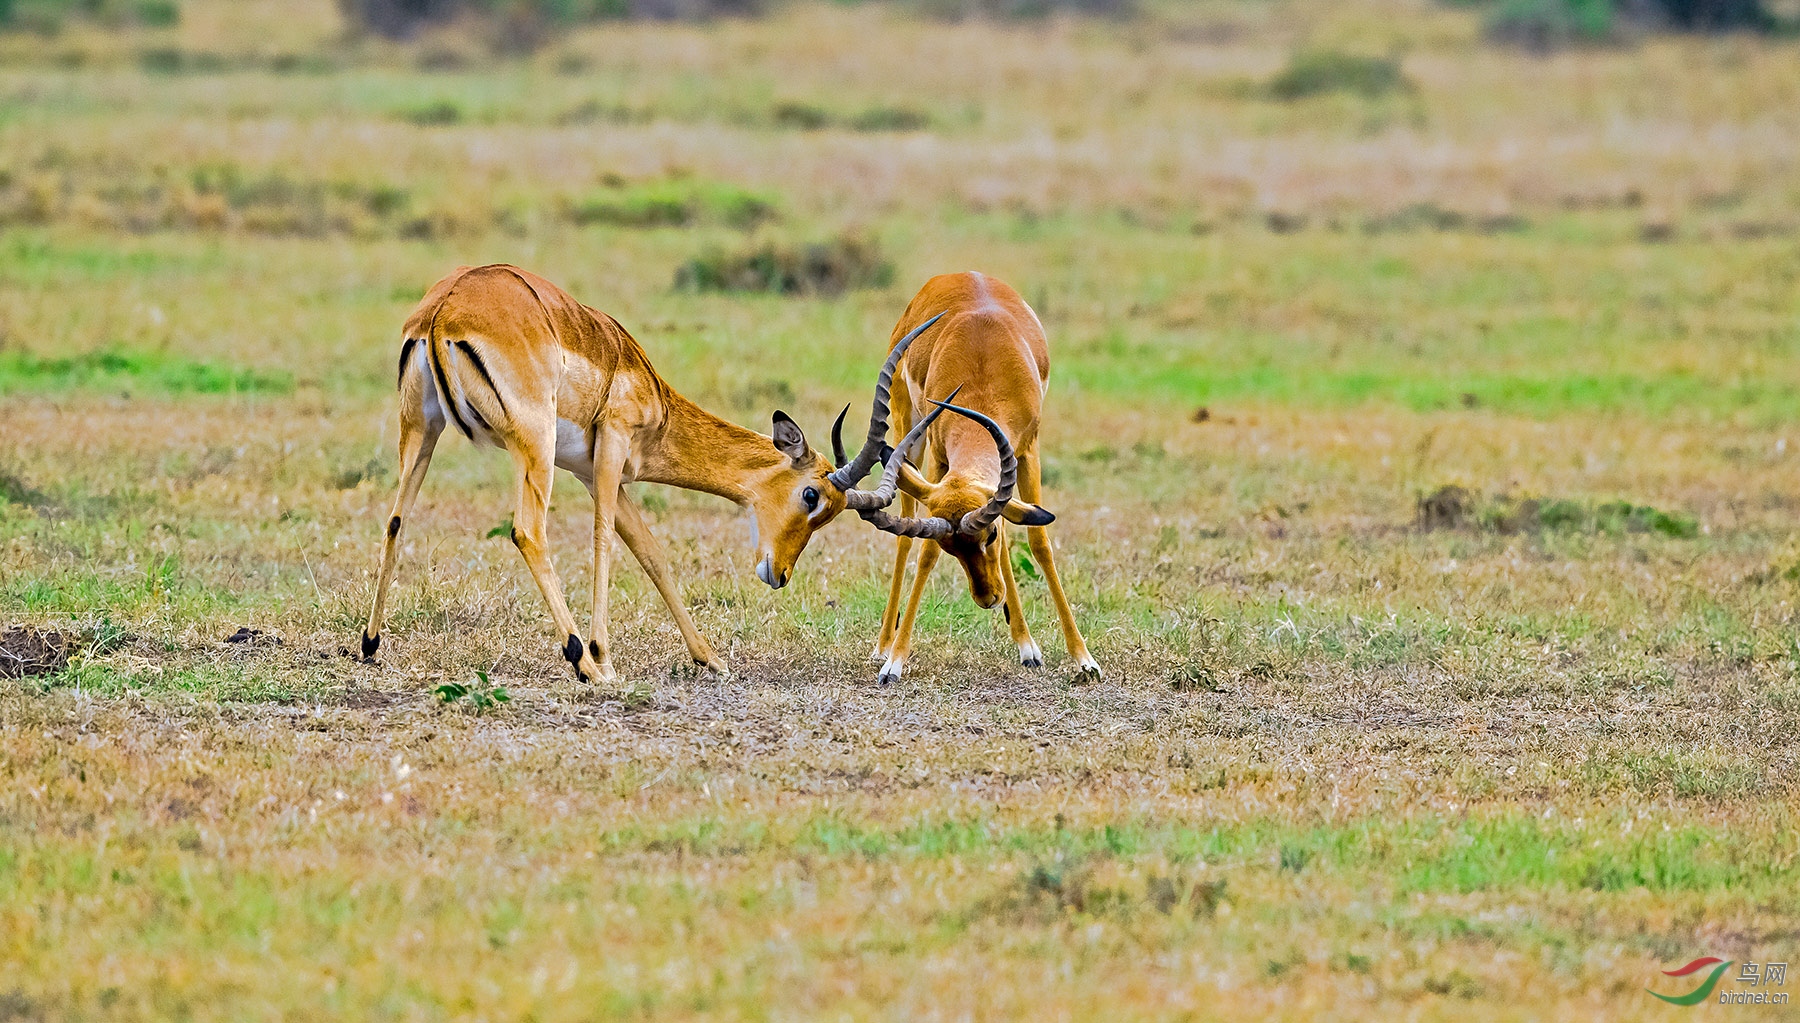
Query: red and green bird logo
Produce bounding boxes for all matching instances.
[1649,958,1732,1006]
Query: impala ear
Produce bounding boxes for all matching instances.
[896,461,936,502]
[1001,500,1055,527]
[771,411,809,464]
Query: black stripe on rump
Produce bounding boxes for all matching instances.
[452,340,509,420]
[426,338,473,439]
[396,338,419,391]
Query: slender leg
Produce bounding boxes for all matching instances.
[1017,447,1099,679]
[582,427,630,684]
[361,398,444,660]
[872,492,916,662]
[507,431,605,684]
[996,527,1041,667]
[612,487,728,676]
[879,540,940,686]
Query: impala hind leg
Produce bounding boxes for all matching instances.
[611,490,728,677]
[362,404,444,660]
[1018,449,1099,680]
[507,437,607,685]
[879,540,940,686]
[996,527,1041,668]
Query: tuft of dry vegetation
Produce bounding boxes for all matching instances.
[674,233,894,295]
[3,0,1800,1018]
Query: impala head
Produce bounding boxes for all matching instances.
[745,410,854,590]
[848,395,1055,611]
[745,313,952,590]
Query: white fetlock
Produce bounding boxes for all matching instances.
[877,656,905,686]
[1018,640,1043,668]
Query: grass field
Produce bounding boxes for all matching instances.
[3,0,1800,1018]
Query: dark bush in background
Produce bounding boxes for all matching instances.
[901,0,1135,20]
[1644,0,1778,29]
[675,235,893,297]
[1266,50,1412,101]
[1460,0,1791,48]
[335,0,1129,41]
[336,0,764,41]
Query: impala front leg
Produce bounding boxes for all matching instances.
[507,434,605,685]
[880,540,940,686]
[996,527,1041,668]
[584,426,632,686]
[612,491,728,677]
[872,492,918,663]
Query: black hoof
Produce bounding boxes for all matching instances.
[360,630,380,659]
[1022,655,1043,668]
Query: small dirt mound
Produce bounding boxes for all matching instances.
[0,626,70,679]
[224,627,282,646]
[1416,485,1475,531]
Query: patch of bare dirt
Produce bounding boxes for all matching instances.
[0,626,68,678]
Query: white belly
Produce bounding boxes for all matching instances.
[553,418,590,473]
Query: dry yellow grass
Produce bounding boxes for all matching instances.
[2,1,1800,1019]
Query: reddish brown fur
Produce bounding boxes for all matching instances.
[365,265,853,684]
[873,272,1099,684]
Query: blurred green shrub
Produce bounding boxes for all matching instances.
[340,0,1131,40]
[563,179,777,230]
[1267,51,1412,101]
[394,98,465,125]
[1456,0,1789,48]
[675,235,894,296]
[769,101,933,132]
[2,0,178,32]
[847,105,932,131]
[1650,0,1780,30]
[1416,485,1699,538]
[1485,0,1620,46]
[901,0,1136,19]
[336,0,763,41]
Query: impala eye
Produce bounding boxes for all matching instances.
[802,486,821,511]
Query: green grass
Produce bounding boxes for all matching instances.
[2,0,1799,1019]
[0,347,293,395]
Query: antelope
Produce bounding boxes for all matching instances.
[842,271,1101,686]
[359,263,949,684]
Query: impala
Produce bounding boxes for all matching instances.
[360,263,944,684]
[842,271,1100,685]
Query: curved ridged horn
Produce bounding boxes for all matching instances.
[859,505,956,539]
[931,399,1018,535]
[830,403,853,468]
[843,385,961,513]
[827,311,946,492]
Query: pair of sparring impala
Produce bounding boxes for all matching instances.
[360,265,1099,686]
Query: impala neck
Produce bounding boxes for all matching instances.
[639,391,786,504]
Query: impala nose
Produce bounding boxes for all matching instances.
[756,558,788,589]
